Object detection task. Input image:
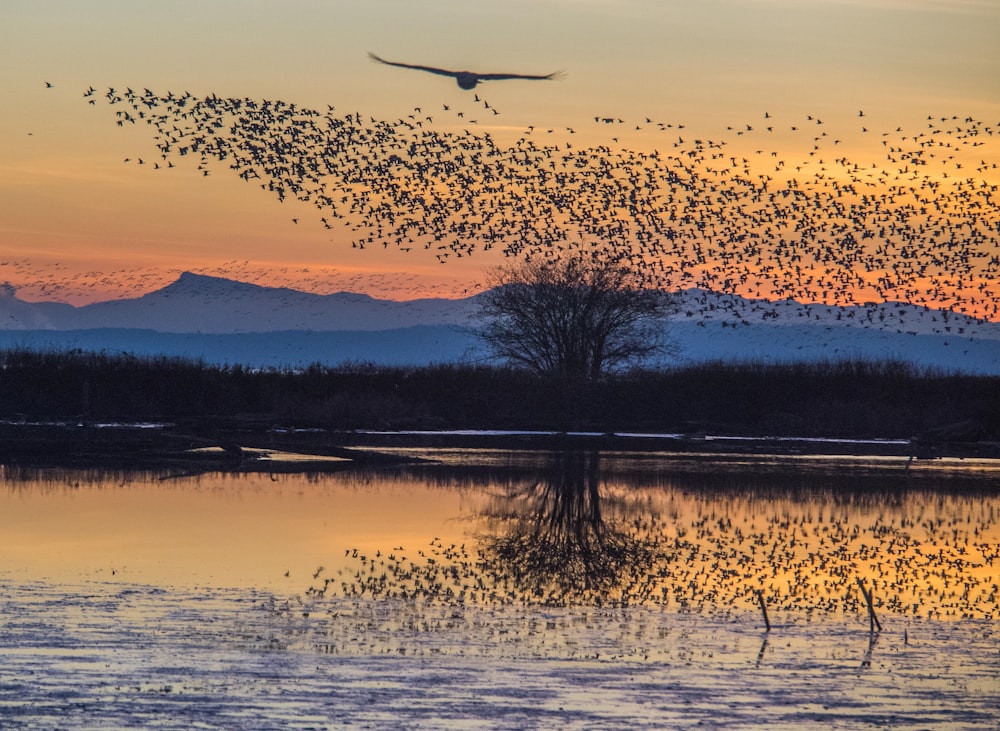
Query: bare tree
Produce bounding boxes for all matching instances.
[477,256,673,379]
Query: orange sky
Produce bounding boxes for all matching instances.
[1,0,998,308]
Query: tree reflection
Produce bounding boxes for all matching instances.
[477,451,665,606]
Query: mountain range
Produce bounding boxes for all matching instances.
[2,272,998,373]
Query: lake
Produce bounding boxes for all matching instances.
[2,449,998,729]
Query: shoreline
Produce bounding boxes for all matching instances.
[2,420,999,473]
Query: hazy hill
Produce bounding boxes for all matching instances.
[0,273,479,333]
[1,272,998,372]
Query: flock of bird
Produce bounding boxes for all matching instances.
[89,82,1000,323]
[296,477,999,622]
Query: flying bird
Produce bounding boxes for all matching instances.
[368,52,562,90]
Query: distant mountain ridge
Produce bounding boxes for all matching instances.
[1,272,999,373]
[2,271,996,336]
[0,272,481,333]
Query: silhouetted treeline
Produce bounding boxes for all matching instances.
[1,349,996,439]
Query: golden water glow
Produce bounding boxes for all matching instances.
[0,470,466,594]
[3,458,996,620]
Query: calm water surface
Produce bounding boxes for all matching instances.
[1,451,999,729]
[2,450,998,615]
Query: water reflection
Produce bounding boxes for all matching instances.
[477,452,665,605]
[2,455,999,620]
[0,466,468,593]
[318,454,1000,619]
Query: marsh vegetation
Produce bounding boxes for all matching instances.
[1,349,996,440]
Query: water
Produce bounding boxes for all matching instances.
[1,451,998,729]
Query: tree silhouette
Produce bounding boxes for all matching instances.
[477,451,666,605]
[477,257,673,380]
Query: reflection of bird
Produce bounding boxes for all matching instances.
[279,465,1000,622]
[368,52,562,90]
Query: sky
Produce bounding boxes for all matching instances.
[1,0,998,306]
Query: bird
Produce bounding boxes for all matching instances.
[367,52,562,90]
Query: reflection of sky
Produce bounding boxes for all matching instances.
[2,464,997,619]
[0,471,467,593]
[1,1,998,305]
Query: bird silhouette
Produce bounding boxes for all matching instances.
[368,52,562,90]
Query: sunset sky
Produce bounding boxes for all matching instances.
[1,0,998,306]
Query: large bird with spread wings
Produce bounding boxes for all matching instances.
[368,52,562,90]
